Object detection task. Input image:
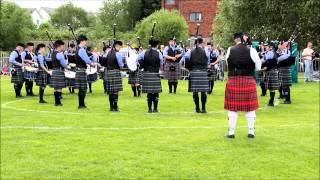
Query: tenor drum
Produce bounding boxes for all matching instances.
[86,67,98,82]
[24,66,38,80]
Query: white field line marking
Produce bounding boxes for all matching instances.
[0,123,318,131]
[1,98,226,115]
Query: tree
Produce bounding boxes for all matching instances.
[50,3,89,30]
[136,9,189,47]
[212,0,320,49]
[141,0,161,18]
[0,2,34,51]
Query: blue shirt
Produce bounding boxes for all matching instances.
[206,48,220,62]
[115,51,124,68]
[21,50,34,60]
[183,47,210,64]
[78,46,92,64]
[91,54,98,62]
[278,48,291,62]
[37,54,46,66]
[263,50,274,61]
[56,52,68,68]
[163,46,174,57]
[137,48,164,65]
[9,49,22,67]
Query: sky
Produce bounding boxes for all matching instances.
[6,0,105,13]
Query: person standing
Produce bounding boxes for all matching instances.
[50,40,69,106]
[75,35,94,109]
[21,42,36,96]
[35,43,51,103]
[206,43,220,94]
[224,32,261,139]
[138,39,164,113]
[163,38,183,94]
[277,42,292,104]
[104,41,124,112]
[184,38,210,113]
[302,41,314,82]
[9,43,25,98]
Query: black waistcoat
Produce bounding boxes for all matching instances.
[143,49,160,73]
[52,51,63,69]
[14,50,22,63]
[106,50,120,70]
[190,47,208,70]
[227,44,255,76]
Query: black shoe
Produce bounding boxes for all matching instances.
[113,108,119,112]
[282,100,291,104]
[201,109,207,113]
[268,103,274,107]
[78,105,87,109]
[208,91,212,94]
[226,134,235,139]
[55,103,63,106]
[110,108,114,112]
[248,134,255,138]
[153,109,158,113]
[278,96,284,99]
[195,109,201,113]
[16,95,23,98]
[148,109,153,113]
[39,100,47,103]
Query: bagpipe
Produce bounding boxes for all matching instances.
[139,21,157,69]
[185,23,200,70]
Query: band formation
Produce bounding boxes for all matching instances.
[8,24,319,139]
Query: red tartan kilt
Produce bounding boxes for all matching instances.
[224,76,259,112]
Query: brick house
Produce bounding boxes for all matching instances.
[161,0,219,41]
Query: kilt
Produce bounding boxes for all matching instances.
[142,72,162,93]
[65,77,75,87]
[87,73,98,83]
[75,68,88,91]
[224,76,259,112]
[255,70,266,83]
[278,67,292,87]
[11,67,24,84]
[128,70,142,85]
[49,68,66,89]
[208,67,217,81]
[188,70,209,93]
[104,69,123,94]
[266,69,279,91]
[35,70,48,87]
[164,62,181,82]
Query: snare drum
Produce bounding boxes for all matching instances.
[24,66,38,80]
[65,70,76,87]
[86,67,98,82]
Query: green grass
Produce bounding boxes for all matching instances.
[1,75,319,179]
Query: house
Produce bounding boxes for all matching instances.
[161,0,219,41]
[28,7,55,27]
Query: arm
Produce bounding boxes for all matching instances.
[38,55,50,74]
[79,48,92,64]
[116,52,124,68]
[250,47,262,71]
[225,47,231,64]
[9,51,22,67]
[183,50,191,61]
[277,49,290,62]
[56,52,69,69]
[158,51,164,65]
[163,46,176,61]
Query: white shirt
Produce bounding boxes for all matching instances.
[302,47,314,60]
[225,44,261,71]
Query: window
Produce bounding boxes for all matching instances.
[190,12,202,22]
[165,0,175,5]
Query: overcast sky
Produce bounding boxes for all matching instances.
[6,0,104,13]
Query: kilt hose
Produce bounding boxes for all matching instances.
[35,70,48,87]
[11,67,24,84]
[266,69,280,91]
[104,69,123,94]
[208,67,218,81]
[278,67,292,87]
[224,76,259,112]
[142,72,162,93]
[164,62,181,82]
[128,70,142,85]
[188,70,209,93]
[49,68,66,89]
[75,68,88,91]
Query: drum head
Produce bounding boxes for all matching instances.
[65,71,76,78]
[86,67,97,75]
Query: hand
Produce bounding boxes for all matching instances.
[172,57,177,61]
[48,71,52,76]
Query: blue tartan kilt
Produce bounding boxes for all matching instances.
[164,62,181,82]
[188,70,209,93]
[49,69,66,89]
[75,68,88,91]
[104,69,123,94]
[208,67,217,81]
[11,67,24,84]
[278,67,292,87]
[128,70,142,85]
[266,69,279,91]
[35,70,48,87]
[142,72,162,93]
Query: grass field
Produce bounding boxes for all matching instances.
[0,75,319,179]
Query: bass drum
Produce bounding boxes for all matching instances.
[127,48,138,71]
